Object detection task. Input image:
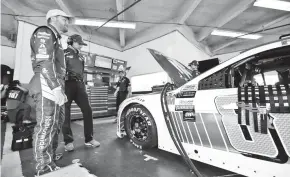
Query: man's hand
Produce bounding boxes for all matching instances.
[114,87,119,97]
[127,92,132,98]
[3,85,8,90]
[52,87,67,106]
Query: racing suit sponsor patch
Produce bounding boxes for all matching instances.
[38,48,47,55]
[37,35,50,39]
[38,32,51,36]
[42,68,49,74]
[36,54,49,59]
[38,116,52,150]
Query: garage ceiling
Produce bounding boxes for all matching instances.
[1,0,290,55]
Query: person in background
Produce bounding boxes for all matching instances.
[6,80,32,124]
[114,70,131,123]
[62,34,100,152]
[1,72,13,106]
[188,60,200,78]
[28,9,70,176]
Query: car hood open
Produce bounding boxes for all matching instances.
[148,48,194,87]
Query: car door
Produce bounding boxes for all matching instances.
[194,58,290,161]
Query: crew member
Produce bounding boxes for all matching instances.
[114,70,131,122]
[28,9,70,176]
[188,60,200,78]
[62,34,100,152]
[6,80,32,124]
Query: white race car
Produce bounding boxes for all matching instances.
[116,37,290,177]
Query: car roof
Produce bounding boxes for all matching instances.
[193,38,290,82]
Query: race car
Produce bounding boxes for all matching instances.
[116,36,290,177]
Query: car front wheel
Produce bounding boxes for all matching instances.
[125,104,158,149]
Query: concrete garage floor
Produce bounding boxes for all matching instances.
[4,118,244,177]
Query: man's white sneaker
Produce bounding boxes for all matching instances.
[64,143,74,152]
[84,139,100,148]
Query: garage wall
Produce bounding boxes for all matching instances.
[1,45,16,69]
[14,21,36,83]
[14,21,210,83]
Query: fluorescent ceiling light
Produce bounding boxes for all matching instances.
[72,18,136,29]
[254,0,290,11]
[211,29,263,40]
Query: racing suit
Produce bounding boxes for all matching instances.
[28,25,66,174]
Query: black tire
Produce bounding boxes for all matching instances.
[124,104,158,149]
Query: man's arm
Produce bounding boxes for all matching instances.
[31,27,61,90]
[16,85,29,94]
[0,85,8,99]
[114,80,120,96]
[127,78,132,98]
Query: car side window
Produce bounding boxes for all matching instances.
[253,71,280,86]
[228,48,290,88]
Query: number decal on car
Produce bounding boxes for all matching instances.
[215,95,279,158]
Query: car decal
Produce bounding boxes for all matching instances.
[169,112,232,152]
[216,95,279,158]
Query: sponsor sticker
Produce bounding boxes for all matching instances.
[176,91,196,98]
[175,98,194,105]
[175,105,194,111]
[181,84,197,91]
[183,110,196,122]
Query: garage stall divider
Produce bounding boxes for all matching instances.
[70,86,117,120]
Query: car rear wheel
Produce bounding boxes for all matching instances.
[125,104,158,149]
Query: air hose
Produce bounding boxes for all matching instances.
[160,83,202,177]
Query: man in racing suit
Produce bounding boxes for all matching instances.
[28,9,70,176]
